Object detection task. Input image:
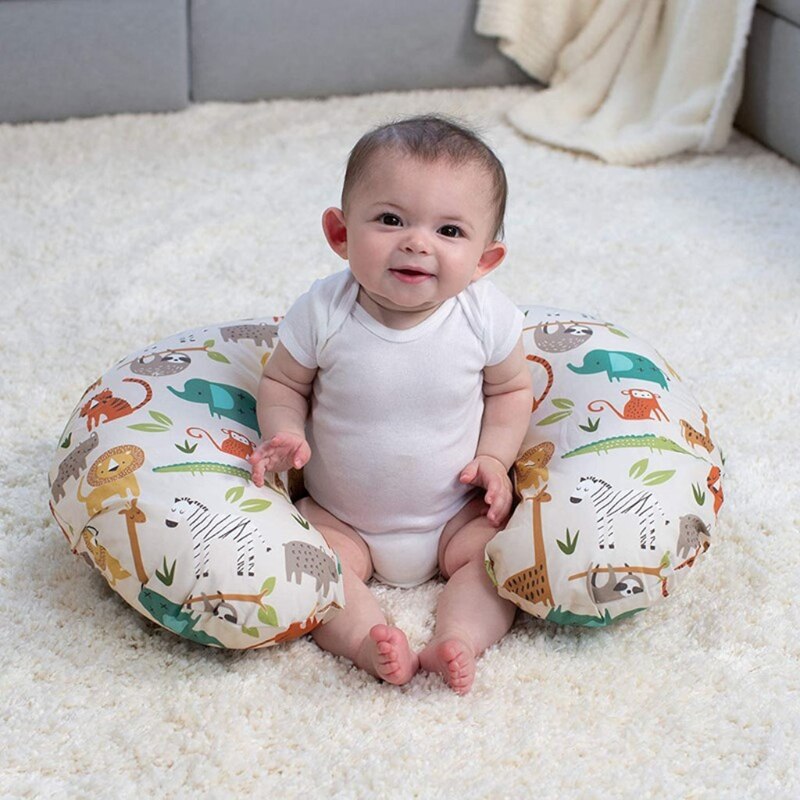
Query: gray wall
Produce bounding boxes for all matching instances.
[1,0,796,166]
[0,0,189,124]
[0,0,528,124]
[190,0,529,102]
[735,2,800,164]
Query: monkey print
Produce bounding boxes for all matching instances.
[186,427,256,460]
[588,389,669,422]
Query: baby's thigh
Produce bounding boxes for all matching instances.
[437,496,499,580]
[295,496,373,582]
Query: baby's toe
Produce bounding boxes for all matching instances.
[439,640,476,695]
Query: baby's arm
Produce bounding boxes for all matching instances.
[460,337,533,524]
[249,342,317,487]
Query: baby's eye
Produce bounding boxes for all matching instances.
[378,213,402,227]
[439,225,463,238]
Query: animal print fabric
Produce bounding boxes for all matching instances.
[485,307,724,626]
[48,307,724,647]
[48,319,345,649]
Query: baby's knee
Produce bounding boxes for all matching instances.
[440,517,501,579]
[333,535,373,583]
[296,497,373,582]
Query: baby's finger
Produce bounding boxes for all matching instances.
[487,488,511,525]
[251,461,265,487]
[249,444,267,465]
[490,499,511,526]
[459,462,478,484]
[483,474,504,504]
[294,441,312,469]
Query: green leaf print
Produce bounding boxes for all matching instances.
[149,410,172,427]
[692,482,707,505]
[239,499,272,513]
[552,398,574,410]
[156,557,176,586]
[557,528,580,555]
[606,327,629,338]
[226,486,245,504]
[642,470,676,486]
[175,439,198,454]
[629,459,649,479]
[258,605,279,627]
[537,410,572,426]
[129,422,170,432]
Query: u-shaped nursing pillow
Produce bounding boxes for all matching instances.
[48,307,723,647]
[489,306,723,626]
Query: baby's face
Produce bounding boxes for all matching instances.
[333,153,504,322]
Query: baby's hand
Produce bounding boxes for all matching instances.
[249,433,310,488]
[459,455,513,527]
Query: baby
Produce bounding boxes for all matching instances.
[250,115,533,694]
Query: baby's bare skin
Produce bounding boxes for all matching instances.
[418,637,475,695]
[286,493,515,694]
[360,624,419,685]
[249,133,533,693]
[249,439,516,694]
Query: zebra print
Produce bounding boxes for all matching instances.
[166,497,269,578]
[571,476,665,550]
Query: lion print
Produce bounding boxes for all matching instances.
[77,444,145,515]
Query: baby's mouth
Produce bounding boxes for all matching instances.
[390,267,433,283]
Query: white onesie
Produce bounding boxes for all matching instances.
[278,269,524,587]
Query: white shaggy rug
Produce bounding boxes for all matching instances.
[1,86,799,799]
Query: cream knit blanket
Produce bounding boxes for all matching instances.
[476,0,756,164]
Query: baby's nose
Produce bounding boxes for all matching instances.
[401,229,430,254]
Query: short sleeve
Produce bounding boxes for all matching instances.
[459,280,525,367]
[277,289,319,369]
[277,269,359,369]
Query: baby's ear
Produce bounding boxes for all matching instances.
[472,241,507,281]
[322,208,348,259]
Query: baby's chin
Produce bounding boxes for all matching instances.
[356,288,447,329]
[358,287,440,314]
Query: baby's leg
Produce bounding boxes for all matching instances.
[296,497,419,685]
[418,498,516,694]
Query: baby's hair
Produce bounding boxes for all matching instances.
[341,114,508,240]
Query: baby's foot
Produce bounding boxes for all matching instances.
[418,636,476,695]
[358,624,419,686]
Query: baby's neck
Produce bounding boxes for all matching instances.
[356,288,443,330]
